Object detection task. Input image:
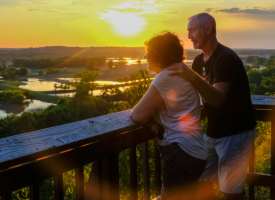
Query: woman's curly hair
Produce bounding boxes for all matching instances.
[144,31,186,68]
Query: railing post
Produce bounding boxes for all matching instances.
[85,155,119,200]
[142,141,150,200]
[102,154,119,200]
[1,193,12,200]
[130,146,137,200]
[248,144,255,200]
[75,167,84,200]
[271,117,275,200]
[85,160,103,200]
[54,174,64,200]
[29,182,40,200]
[154,140,161,197]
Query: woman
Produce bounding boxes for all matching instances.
[131,31,207,200]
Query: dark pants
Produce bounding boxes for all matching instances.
[159,143,206,200]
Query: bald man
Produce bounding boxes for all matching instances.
[168,13,256,200]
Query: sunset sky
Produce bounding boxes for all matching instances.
[1,0,275,49]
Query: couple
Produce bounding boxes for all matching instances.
[131,13,256,200]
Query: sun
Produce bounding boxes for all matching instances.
[109,12,147,35]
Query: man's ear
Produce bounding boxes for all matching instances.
[205,24,212,35]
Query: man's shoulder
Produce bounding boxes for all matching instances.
[216,43,240,60]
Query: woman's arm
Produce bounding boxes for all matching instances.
[131,85,164,124]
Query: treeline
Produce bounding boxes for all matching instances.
[0,64,29,79]
[12,57,106,69]
[0,46,204,60]
[245,54,275,67]
[246,54,275,95]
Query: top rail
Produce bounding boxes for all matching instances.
[251,95,275,109]
[0,110,145,171]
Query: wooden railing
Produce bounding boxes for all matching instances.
[0,95,274,200]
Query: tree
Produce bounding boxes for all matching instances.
[0,64,7,73]
[0,90,26,103]
[86,59,98,71]
[244,65,251,72]
[19,67,28,76]
[247,70,262,86]
[107,60,113,69]
[39,69,44,75]
[1,68,17,80]
[253,56,258,65]
[72,70,100,96]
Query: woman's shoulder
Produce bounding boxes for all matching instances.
[153,70,189,86]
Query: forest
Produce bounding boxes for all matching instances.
[246,54,275,95]
[12,57,106,69]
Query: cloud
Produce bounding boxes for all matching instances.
[110,0,163,14]
[0,0,21,7]
[207,7,275,15]
[27,8,59,13]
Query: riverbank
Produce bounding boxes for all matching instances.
[17,63,155,82]
[0,81,60,104]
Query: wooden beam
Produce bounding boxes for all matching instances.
[271,117,275,200]
[54,174,64,200]
[130,146,137,200]
[75,167,84,200]
[29,183,40,200]
[154,141,161,197]
[246,173,275,188]
[142,141,150,200]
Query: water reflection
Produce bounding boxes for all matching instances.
[106,58,148,65]
[19,78,129,91]
[48,86,131,97]
[19,78,66,91]
[106,58,193,66]
[0,100,54,119]
[58,78,123,86]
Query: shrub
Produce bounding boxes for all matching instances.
[39,69,44,75]
[0,90,26,103]
[19,67,28,76]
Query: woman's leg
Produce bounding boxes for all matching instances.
[160,143,206,200]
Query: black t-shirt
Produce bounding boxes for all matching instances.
[192,43,256,138]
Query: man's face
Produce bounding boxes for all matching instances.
[187,18,207,49]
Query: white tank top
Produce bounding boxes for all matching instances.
[152,70,207,160]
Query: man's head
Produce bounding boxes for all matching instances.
[187,13,216,49]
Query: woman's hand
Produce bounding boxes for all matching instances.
[150,119,164,139]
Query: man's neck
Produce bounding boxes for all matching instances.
[201,37,218,62]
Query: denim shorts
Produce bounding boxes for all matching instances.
[199,128,256,194]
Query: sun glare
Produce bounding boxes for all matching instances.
[102,11,147,35]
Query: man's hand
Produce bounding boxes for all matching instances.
[167,62,231,107]
[166,62,195,81]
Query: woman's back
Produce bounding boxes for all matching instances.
[152,69,207,160]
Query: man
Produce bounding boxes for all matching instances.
[168,13,257,200]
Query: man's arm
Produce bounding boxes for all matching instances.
[167,63,230,107]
